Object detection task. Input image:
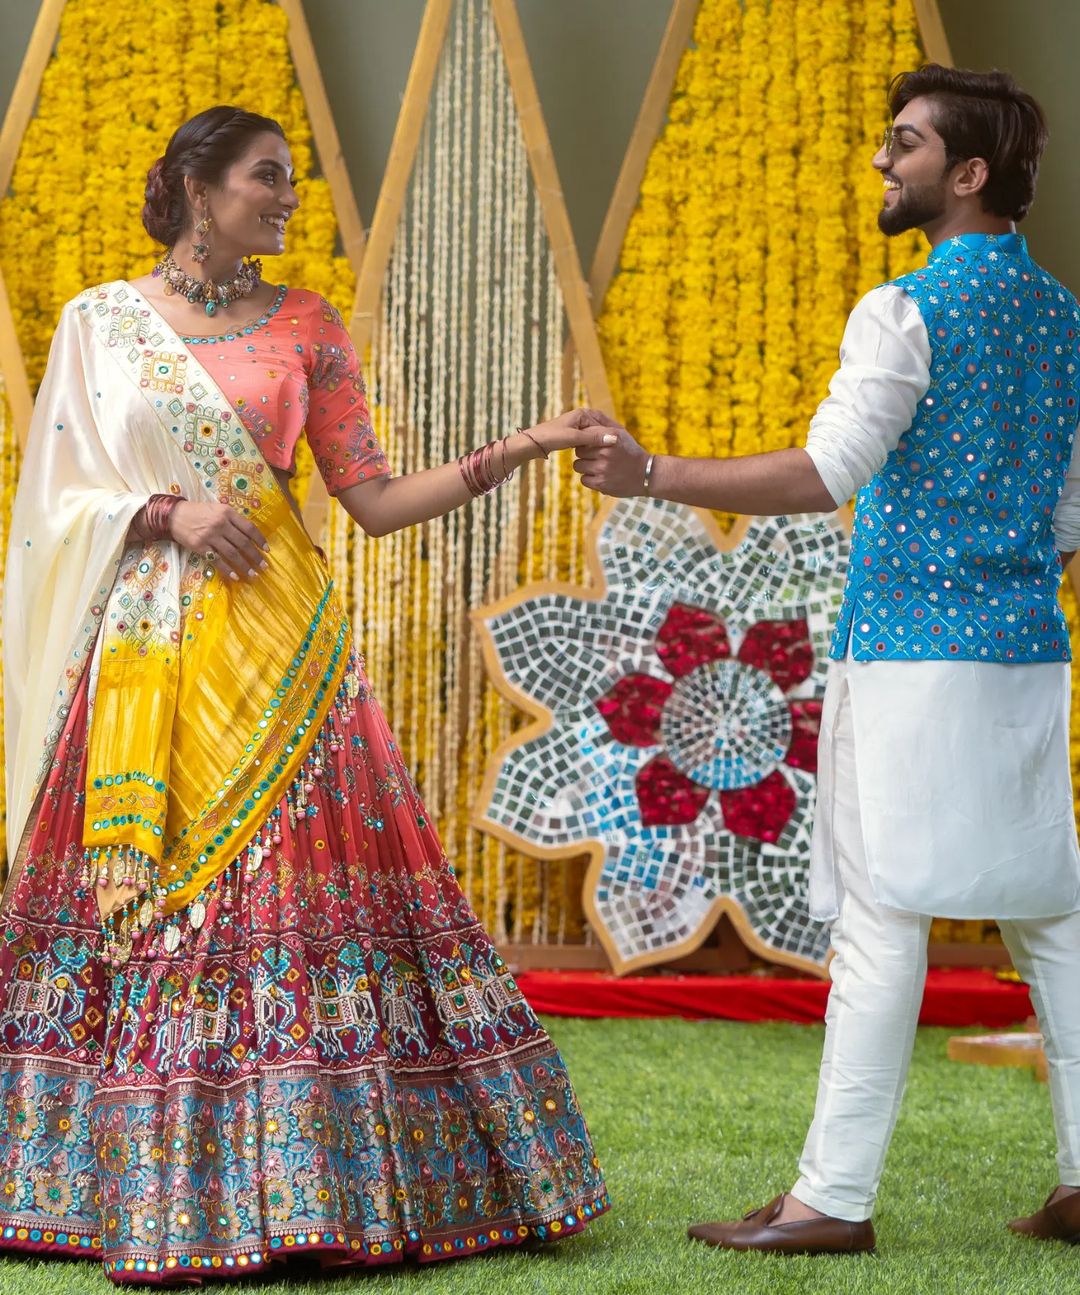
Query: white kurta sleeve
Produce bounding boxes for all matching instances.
[1053,421,1080,552]
[803,285,931,507]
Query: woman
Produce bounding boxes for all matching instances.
[0,106,610,1285]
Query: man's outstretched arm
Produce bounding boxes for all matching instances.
[580,440,838,514]
[575,285,931,517]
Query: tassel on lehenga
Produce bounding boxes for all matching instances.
[89,658,364,970]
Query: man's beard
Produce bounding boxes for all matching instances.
[878,178,948,236]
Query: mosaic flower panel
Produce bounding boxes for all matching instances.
[478,498,849,971]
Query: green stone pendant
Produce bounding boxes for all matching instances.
[205,300,217,317]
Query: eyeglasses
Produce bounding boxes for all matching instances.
[880,126,901,156]
[879,126,935,156]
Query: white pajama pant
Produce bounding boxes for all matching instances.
[791,676,1080,1222]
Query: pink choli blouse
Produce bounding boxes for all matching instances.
[182,286,389,495]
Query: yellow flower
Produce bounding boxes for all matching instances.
[598,0,928,488]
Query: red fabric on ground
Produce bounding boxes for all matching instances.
[517,967,1032,1029]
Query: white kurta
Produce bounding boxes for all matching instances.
[803,286,1080,922]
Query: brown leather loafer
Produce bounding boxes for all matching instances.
[1009,1189,1080,1243]
[688,1194,876,1255]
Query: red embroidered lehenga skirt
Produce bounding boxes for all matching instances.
[0,649,608,1284]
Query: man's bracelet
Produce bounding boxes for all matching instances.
[642,453,655,495]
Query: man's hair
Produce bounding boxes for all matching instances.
[888,64,1047,221]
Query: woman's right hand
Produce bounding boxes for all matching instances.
[524,408,619,456]
[168,501,270,581]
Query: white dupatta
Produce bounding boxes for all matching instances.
[4,292,199,867]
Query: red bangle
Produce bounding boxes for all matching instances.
[458,442,511,498]
[141,493,184,539]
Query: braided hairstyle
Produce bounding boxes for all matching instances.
[142,105,286,246]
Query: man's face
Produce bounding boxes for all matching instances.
[873,96,952,236]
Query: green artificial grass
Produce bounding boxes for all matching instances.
[1,1016,1073,1294]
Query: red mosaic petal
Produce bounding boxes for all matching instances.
[595,674,672,747]
[655,603,731,678]
[738,618,813,692]
[635,756,711,827]
[719,771,796,843]
[786,700,822,773]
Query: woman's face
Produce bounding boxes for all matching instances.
[192,130,300,258]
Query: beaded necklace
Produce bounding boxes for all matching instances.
[179,284,289,345]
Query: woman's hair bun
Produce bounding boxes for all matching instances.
[142,156,180,245]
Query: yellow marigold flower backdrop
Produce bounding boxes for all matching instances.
[598,0,925,476]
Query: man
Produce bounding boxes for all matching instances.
[575,65,1080,1254]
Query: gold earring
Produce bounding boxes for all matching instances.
[192,214,212,264]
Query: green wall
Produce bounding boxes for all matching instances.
[0,0,1075,287]
[940,0,1080,287]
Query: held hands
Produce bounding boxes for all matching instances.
[569,409,649,497]
[522,408,620,456]
[168,500,270,582]
[522,409,646,499]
